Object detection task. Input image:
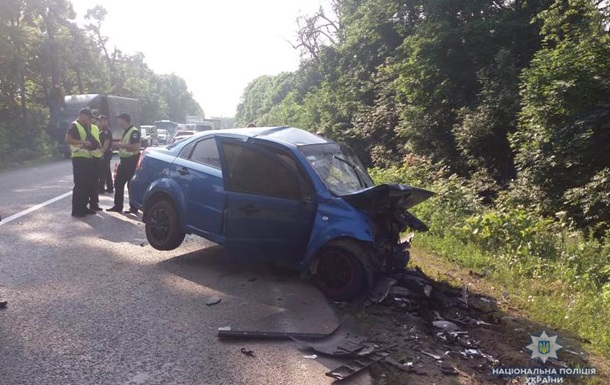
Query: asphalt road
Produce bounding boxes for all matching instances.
[0,159,371,385]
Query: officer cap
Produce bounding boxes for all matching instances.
[116,113,131,124]
[79,108,94,117]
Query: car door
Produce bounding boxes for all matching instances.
[171,137,225,239]
[218,138,317,265]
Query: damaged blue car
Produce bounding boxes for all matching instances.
[130,127,433,300]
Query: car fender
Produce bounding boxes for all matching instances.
[142,178,188,229]
[302,199,375,266]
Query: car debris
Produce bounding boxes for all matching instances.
[291,323,369,357]
[240,347,255,357]
[206,296,222,306]
[0,301,7,309]
[441,364,459,376]
[432,320,462,332]
[303,354,318,359]
[326,351,390,381]
[421,350,442,360]
[382,356,413,372]
[448,315,492,327]
[217,328,327,340]
[369,277,397,303]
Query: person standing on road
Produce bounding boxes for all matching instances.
[97,115,114,193]
[88,119,103,211]
[107,113,140,214]
[64,108,98,217]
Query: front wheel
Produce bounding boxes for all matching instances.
[313,241,368,301]
[145,200,185,250]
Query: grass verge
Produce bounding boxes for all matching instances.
[370,165,610,358]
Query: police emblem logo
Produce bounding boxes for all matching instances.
[526,331,562,363]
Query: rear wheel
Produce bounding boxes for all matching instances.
[145,200,185,250]
[314,241,367,301]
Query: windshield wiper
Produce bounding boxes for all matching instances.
[333,155,365,188]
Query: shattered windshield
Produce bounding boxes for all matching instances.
[300,143,374,196]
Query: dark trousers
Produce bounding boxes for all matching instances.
[72,157,92,214]
[99,154,113,191]
[113,155,139,210]
[89,157,101,206]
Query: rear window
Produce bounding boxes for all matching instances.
[190,138,221,168]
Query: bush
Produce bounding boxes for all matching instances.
[371,164,610,355]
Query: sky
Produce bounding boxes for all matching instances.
[70,0,326,118]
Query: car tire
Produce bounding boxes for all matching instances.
[145,200,185,251]
[313,240,368,301]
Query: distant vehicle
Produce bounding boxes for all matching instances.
[194,121,214,131]
[157,129,170,145]
[130,126,434,300]
[53,94,141,156]
[170,130,196,144]
[154,120,178,137]
[140,125,156,148]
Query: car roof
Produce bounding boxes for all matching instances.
[209,126,331,147]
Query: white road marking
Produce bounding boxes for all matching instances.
[0,191,72,227]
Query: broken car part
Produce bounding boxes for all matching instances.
[206,296,221,306]
[326,351,390,381]
[217,328,327,340]
[368,277,396,303]
[291,323,368,357]
[240,347,255,357]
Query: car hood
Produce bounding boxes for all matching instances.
[341,184,434,212]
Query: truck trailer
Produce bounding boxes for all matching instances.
[52,94,141,156]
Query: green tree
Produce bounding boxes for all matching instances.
[514,0,610,233]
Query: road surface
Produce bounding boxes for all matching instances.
[0,160,371,385]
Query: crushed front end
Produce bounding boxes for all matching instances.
[341,184,435,274]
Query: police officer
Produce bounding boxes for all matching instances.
[88,118,103,211]
[65,108,98,217]
[97,115,114,193]
[107,113,141,214]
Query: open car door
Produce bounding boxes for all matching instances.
[218,138,317,266]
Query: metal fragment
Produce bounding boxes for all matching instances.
[432,320,461,332]
[369,277,397,303]
[217,329,327,340]
[207,296,221,306]
[240,347,255,357]
[441,365,459,376]
[291,323,368,357]
[383,356,413,372]
[326,351,389,381]
[421,350,442,360]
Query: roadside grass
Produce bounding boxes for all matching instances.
[370,166,610,358]
[0,154,65,172]
[408,247,609,385]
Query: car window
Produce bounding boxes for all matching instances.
[190,138,221,168]
[179,141,195,159]
[222,142,301,200]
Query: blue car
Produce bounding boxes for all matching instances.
[130,127,433,300]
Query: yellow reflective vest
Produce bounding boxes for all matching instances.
[90,124,102,158]
[119,126,140,158]
[70,121,92,159]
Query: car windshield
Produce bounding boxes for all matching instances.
[300,143,374,196]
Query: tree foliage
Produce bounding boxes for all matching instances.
[236,0,609,234]
[0,0,202,163]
